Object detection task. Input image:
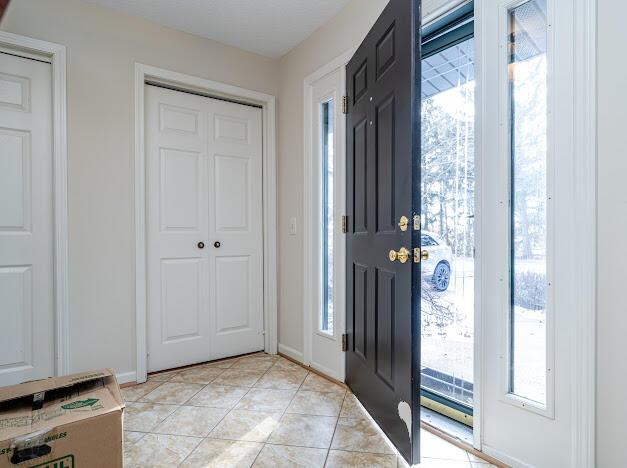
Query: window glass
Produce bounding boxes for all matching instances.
[321,100,334,334]
[508,0,548,405]
[421,35,475,407]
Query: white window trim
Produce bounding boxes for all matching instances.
[475,0,596,464]
[496,0,556,419]
[134,63,278,383]
[0,31,69,377]
[303,50,354,381]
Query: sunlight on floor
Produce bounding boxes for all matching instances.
[121,353,498,467]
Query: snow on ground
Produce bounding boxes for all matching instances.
[421,257,546,405]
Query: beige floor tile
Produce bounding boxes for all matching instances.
[140,381,205,405]
[331,417,396,454]
[300,373,346,394]
[124,431,145,447]
[124,402,178,432]
[254,369,308,390]
[399,458,470,467]
[271,357,305,371]
[286,390,344,417]
[210,410,282,442]
[147,369,181,382]
[420,430,469,461]
[121,381,163,402]
[170,366,225,384]
[203,357,241,369]
[268,413,337,449]
[232,356,276,371]
[154,405,229,437]
[188,384,250,409]
[253,444,327,467]
[326,450,397,468]
[213,368,266,387]
[181,438,263,468]
[235,388,296,412]
[124,433,201,467]
[339,393,370,420]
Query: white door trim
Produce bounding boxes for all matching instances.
[0,31,69,377]
[474,0,596,464]
[134,63,278,383]
[303,49,355,381]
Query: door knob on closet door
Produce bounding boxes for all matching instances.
[214,241,221,248]
[197,242,205,249]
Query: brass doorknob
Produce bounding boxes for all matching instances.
[389,247,410,263]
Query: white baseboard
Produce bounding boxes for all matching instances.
[116,371,137,385]
[481,444,533,468]
[278,343,304,363]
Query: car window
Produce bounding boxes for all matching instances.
[421,234,437,246]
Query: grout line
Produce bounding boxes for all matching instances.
[322,391,347,467]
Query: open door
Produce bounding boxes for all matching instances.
[345,0,422,464]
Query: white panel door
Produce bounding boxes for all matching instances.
[146,85,264,372]
[0,52,54,386]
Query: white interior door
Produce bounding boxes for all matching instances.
[0,52,54,386]
[146,85,264,372]
[478,0,578,465]
[304,66,346,381]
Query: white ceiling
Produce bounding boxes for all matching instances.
[83,0,352,58]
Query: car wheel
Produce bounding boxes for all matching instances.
[432,262,451,291]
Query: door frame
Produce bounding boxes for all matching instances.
[134,63,278,383]
[0,31,69,377]
[302,49,355,381]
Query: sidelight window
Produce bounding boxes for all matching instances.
[508,0,549,406]
[320,99,335,335]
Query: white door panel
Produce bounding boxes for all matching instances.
[146,85,264,372]
[0,53,54,386]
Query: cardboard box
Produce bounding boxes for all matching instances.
[0,369,124,468]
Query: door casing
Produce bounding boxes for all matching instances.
[0,31,69,378]
[134,63,278,384]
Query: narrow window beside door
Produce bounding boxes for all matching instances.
[508,0,549,406]
[320,99,334,335]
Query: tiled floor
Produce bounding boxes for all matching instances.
[122,353,496,467]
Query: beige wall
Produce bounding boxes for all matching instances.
[596,0,627,465]
[0,0,279,380]
[276,0,389,358]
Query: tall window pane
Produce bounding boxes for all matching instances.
[421,36,475,408]
[508,0,548,405]
[321,100,334,334]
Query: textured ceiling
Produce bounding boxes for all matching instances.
[82,0,353,58]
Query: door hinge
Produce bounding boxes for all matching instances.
[341,333,348,352]
[341,215,348,234]
[342,95,349,114]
